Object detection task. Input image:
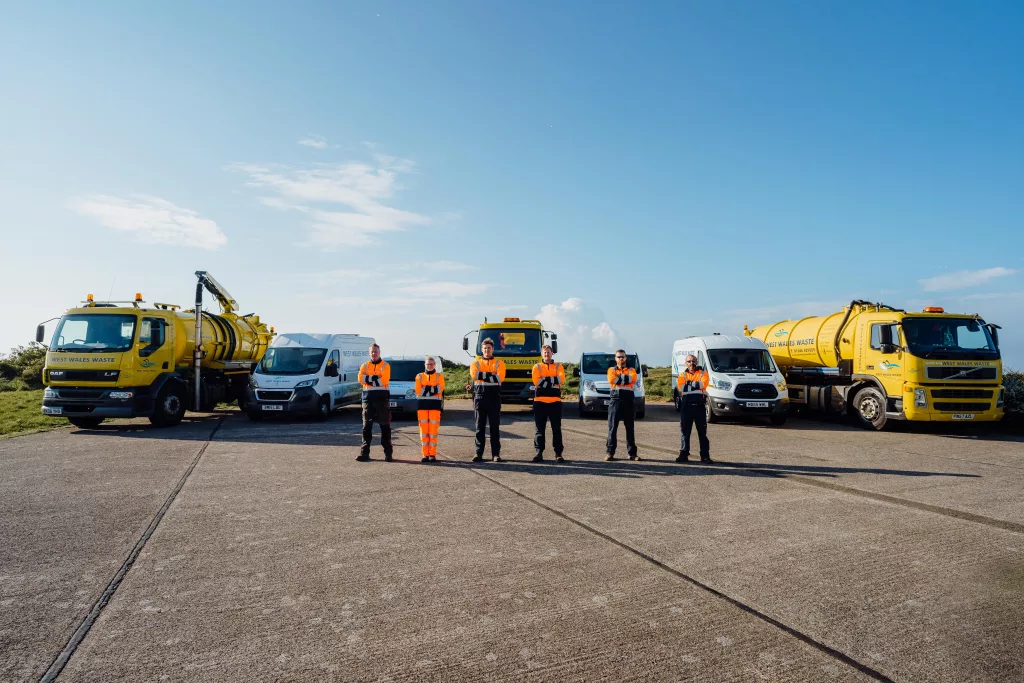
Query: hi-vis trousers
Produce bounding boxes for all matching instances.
[417,409,441,457]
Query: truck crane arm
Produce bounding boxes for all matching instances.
[195,271,238,314]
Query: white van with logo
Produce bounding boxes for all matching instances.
[246,333,374,421]
[671,335,789,426]
[573,351,647,419]
[384,355,445,416]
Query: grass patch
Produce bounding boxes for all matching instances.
[0,390,66,437]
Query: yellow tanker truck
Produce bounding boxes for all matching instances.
[744,300,1004,429]
[37,271,273,428]
[462,317,558,402]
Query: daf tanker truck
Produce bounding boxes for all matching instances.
[37,271,273,428]
[462,317,558,402]
[744,300,1004,430]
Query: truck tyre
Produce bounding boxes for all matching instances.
[315,395,331,421]
[705,401,720,424]
[150,384,186,427]
[769,414,787,426]
[68,417,104,429]
[853,387,887,430]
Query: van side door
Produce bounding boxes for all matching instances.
[326,349,343,404]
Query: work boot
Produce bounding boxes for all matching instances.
[605,454,616,461]
[492,455,503,462]
[629,454,641,461]
[472,455,484,463]
[555,455,565,463]
[700,455,713,464]
[676,454,689,463]
[421,456,430,463]
[532,454,544,463]
[356,454,370,462]
[429,456,437,462]
[384,453,393,462]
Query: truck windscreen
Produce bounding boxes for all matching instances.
[901,318,998,358]
[256,347,328,375]
[50,314,136,352]
[707,349,776,373]
[477,329,542,356]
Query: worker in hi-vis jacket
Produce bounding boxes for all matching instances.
[465,338,506,462]
[414,356,445,463]
[676,354,712,463]
[531,344,566,463]
[605,349,639,461]
[356,344,393,462]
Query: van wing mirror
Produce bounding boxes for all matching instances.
[36,325,45,344]
[642,365,649,378]
[572,367,580,378]
[325,363,339,377]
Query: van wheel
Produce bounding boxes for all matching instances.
[674,394,681,412]
[69,417,104,429]
[315,395,331,421]
[853,387,887,430]
[247,410,263,422]
[706,401,720,424]
[769,414,787,426]
[150,384,186,427]
[636,410,645,420]
[577,397,586,418]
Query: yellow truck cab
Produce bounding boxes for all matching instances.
[745,300,1004,429]
[38,272,272,428]
[462,318,558,402]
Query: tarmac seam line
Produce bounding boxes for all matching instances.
[561,425,1024,535]
[435,449,893,682]
[37,416,226,683]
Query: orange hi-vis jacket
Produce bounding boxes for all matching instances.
[532,361,566,403]
[607,366,637,398]
[678,368,710,404]
[359,359,390,401]
[470,357,506,396]
[414,370,445,410]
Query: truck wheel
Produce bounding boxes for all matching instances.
[706,401,720,424]
[853,387,887,430]
[150,385,186,427]
[315,395,331,421]
[68,417,104,429]
[769,414,787,426]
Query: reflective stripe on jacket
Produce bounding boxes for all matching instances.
[470,357,506,395]
[532,361,565,403]
[415,370,445,410]
[359,360,390,400]
[607,366,637,398]
[678,369,709,403]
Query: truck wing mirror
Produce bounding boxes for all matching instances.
[572,367,580,378]
[879,325,894,347]
[550,333,558,340]
[880,343,897,355]
[988,324,1000,348]
[462,338,469,351]
[36,325,45,344]
[551,340,558,354]
[150,324,164,348]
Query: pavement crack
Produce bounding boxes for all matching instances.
[561,425,1024,535]
[37,416,226,683]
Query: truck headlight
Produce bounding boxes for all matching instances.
[914,389,927,408]
[405,389,416,399]
[713,378,732,391]
[295,378,318,388]
[249,376,259,389]
[110,391,134,400]
[998,388,1004,409]
[776,380,787,391]
[584,381,596,392]
[44,388,59,399]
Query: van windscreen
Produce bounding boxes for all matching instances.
[256,347,327,375]
[706,349,775,373]
[389,361,429,381]
[582,354,638,374]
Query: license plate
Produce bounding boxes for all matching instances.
[262,404,283,411]
[951,413,975,420]
[745,401,769,408]
[389,401,398,408]
[603,400,610,406]
[42,406,63,415]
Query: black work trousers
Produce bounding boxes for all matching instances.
[679,401,710,458]
[533,401,563,456]
[361,397,393,457]
[606,396,637,457]
[473,392,501,457]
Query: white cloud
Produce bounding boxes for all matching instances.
[535,298,625,359]
[395,281,493,298]
[298,135,328,149]
[919,267,1017,292]
[228,156,431,248]
[71,194,227,250]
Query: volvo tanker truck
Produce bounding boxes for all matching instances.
[37,271,273,428]
[744,300,1004,430]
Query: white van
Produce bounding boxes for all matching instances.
[246,333,374,421]
[384,355,445,416]
[573,351,647,419]
[671,335,789,426]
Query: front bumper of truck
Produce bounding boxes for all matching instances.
[41,385,155,419]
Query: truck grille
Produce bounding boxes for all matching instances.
[48,370,120,382]
[734,384,778,399]
[504,369,533,380]
[926,367,997,380]
[933,402,991,412]
[54,388,106,400]
[931,389,994,399]
[256,390,292,401]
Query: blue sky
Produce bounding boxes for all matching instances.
[2,1,1023,366]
